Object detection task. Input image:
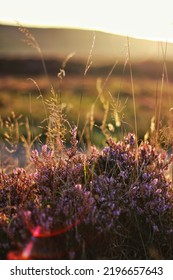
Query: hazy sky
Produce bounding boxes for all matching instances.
[1,0,173,42]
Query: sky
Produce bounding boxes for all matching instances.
[1,0,173,42]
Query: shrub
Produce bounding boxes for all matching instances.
[88,133,173,259]
[0,132,173,259]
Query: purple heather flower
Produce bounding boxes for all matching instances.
[41,144,48,155]
[156,189,162,194]
[75,184,82,191]
[152,178,158,185]
[127,133,136,147]
[152,224,159,232]
[113,209,121,216]
[142,173,148,180]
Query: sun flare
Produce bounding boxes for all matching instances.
[0,0,173,42]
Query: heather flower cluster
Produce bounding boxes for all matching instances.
[0,132,173,259]
[88,134,173,258]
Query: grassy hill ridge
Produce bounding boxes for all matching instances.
[1,24,173,64]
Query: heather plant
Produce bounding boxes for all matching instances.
[1,129,173,259]
[87,134,173,258]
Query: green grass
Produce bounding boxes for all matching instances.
[0,73,172,145]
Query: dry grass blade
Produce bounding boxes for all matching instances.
[17,22,49,79]
[126,37,138,147]
[84,31,96,76]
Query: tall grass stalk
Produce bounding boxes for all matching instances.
[156,42,167,138]
[28,78,48,124]
[84,31,96,76]
[126,37,138,148]
[78,32,95,147]
[17,22,49,81]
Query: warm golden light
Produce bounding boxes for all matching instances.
[0,0,173,42]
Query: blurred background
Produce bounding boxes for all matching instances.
[1,0,173,148]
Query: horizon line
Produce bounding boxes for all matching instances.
[1,20,173,44]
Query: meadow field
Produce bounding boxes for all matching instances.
[1,57,173,147]
[1,25,173,260]
[1,24,173,147]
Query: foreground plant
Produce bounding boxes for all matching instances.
[0,132,173,259]
[89,133,173,258]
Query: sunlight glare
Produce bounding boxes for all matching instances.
[0,0,173,42]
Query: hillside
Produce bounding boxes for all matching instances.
[1,24,173,65]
